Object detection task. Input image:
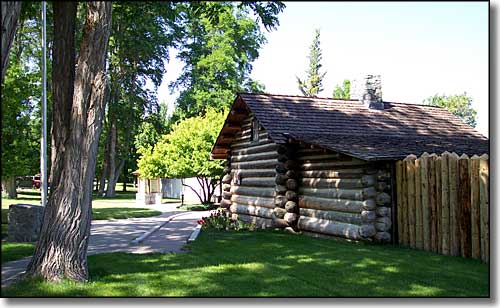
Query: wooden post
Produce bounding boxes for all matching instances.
[405,155,417,248]
[415,158,423,250]
[420,152,430,251]
[479,154,489,262]
[458,154,471,258]
[441,152,450,255]
[396,160,403,245]
[429,154,437,253]
[470,155,481,259]
[435,156,442,253]
[449,152,460,256]
[401,159,409,246]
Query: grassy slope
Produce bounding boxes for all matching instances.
[2,230,489,297]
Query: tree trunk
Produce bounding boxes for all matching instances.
[107,158,124,197]
[24,2,112,283]
[98,127,110,196]
[1,176,17,199]
[1,1,21,82]
[105,120,117,197]
[122,159,127,192]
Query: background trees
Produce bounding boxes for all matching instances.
[423,93,477,127]
[332,79,351,99]
[296,29,326,97]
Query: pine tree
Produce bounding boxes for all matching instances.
[296,29,326,97]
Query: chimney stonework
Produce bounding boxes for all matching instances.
[350,75,384,110]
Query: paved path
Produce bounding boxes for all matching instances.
[1,204,210,288]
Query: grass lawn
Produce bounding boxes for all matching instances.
[2,229,489,297]
[1,242,35,264]
[176,204,211,211]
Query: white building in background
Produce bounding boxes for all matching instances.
[161,178,221,204]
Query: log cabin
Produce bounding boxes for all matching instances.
[211,75,488,243]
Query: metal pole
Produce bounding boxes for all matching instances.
[41,1,47,207]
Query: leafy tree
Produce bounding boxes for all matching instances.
[170,2,282,121]
[423,93,477,127]
[138,109,225,204]
[332,79,350,99]
[296,29,326,97]
[25,1,112,283]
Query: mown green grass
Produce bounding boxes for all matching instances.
[176,204,211,211]
[2,230,489,297]
[1,242,35,264]
[92,208,161,220]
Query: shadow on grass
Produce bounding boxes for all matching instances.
[2,230,489,297]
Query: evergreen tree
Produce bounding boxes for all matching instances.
[332,79,351,99]
[296,29,326,97]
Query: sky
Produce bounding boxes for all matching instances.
[157,1,489,137]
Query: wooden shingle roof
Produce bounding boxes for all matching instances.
[212,93,489,161]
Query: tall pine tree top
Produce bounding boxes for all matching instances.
[296,29,326,97]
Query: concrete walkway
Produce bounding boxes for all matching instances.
[1,204,210,288]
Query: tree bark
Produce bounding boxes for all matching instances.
[105,119,117,197]
[25,2,112,282]
[1,176,17,199]
[1,1,21,82]
[98,125,111,196]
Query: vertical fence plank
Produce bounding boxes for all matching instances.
[470,155,481,259]
[421,152,430,251]
[449,152,460,256]
[402,159,409,246]
[441,152,450,255]
[405,155,417,248]
[429,154,438,253]
[415,158,423,250]
[458,154,471,258]
[396,160,403,245]
[435,156,442,253]
[479,154,489,262]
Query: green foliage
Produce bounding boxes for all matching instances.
[297,29,327,97]
[138,108,225,179]
[1,242,35,264]
[423,93,477,127]
[170,2,278,120]
[332,79,351,99]
[198,208,256,231]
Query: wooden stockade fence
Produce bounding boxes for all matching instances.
[396,152,489,262]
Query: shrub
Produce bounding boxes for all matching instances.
[198,208,256,231]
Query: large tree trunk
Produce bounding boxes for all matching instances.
[105,119,117,197]
[98,125,111,196]
[1,176,17,199]
[25,2,112,283]
[1,1,21,82]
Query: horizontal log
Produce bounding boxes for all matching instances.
[285,201,298,213]
[284,212,299,224]
[222,191,232,199]
[230,168,276,178]
[230,137,274,150]
[230,186,276,198]
[276,185,287,194]
[222,184,231,192]
[375,192,391,206]
[231,151,279,163]
[221,174,232,184]
[361,210,377,222]
[275,195,287,208]
[376,206,391,217]
[300,175,376,189]
[286,179,298,190]
[231,159,277,170]
[297,216,362,240]
[299,208,364,225]
[286,170,297,179]
[285,190,297,201]
[239,177,275,187]
[374,232,391,242]
[301,160,369,170]
[300,169,365,179]
[359,224,377,238]
[275,174,287,185]
[298,153,341,161]
[231,143,278,156]
[230,194,275,208]
[230,204,274,219]
[273,207,287,218]
[220,199,231,208]
[299,187,376,201]
[232,213,274,228]
[375,216,392,232]
[272,217,289,228]
[298,195,375,213]
[232,133,270,145]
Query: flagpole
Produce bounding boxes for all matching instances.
[41,1,47,207]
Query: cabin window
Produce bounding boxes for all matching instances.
[250,118,259,142]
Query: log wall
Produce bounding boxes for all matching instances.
[227,115,279,227]
[296,146,393,242]
[397,152,489,262]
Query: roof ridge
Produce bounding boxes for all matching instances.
[238,92,445,109]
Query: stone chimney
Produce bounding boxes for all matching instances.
[350,74,384,110]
